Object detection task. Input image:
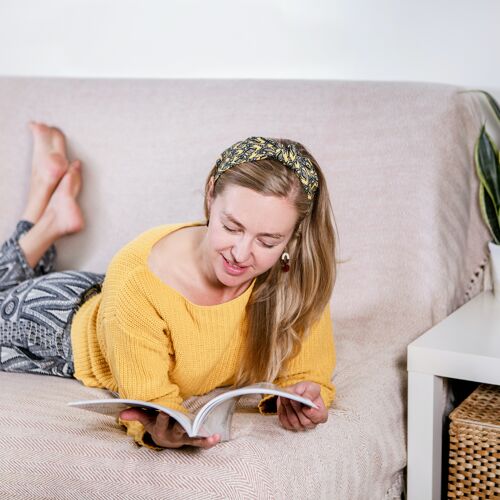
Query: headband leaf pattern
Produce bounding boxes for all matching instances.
[214,137,319,200]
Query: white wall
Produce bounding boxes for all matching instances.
[0,0,499,96]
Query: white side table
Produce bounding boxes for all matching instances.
[407,290,500,500]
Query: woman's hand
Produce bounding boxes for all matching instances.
[119,408,221,449]
[277,381,328,431]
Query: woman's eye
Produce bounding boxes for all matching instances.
[260,241,276,249]
[222,225,275,248]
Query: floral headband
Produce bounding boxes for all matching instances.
[213,136,319,201]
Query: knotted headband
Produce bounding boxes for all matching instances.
[213,137,319,201]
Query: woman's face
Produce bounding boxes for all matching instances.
[205,184,299,289]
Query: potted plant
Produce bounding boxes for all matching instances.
[474,91,500,297]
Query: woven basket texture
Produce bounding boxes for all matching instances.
[447,384,500,499]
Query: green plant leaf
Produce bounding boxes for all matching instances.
[477,90,500,124]
[475,126,500,210]
[479,184,500,243]
[464,89,500,124]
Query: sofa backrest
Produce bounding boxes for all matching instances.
[0,77,489,347]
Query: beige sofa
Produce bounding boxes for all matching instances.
[0,77,489,499]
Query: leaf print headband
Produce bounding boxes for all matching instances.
[213,137,319,201]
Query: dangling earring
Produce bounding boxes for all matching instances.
[281,251,290,272]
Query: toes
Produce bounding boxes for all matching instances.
[30,122,70,186]
[69,159,82,173]
[48,152,69,176]
[30,123,67,154]
[68,160,83,196]
[50,127,67,153]
[31,122,51,138]
[31,123,53,153]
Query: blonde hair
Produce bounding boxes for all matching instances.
[203,139,336,385]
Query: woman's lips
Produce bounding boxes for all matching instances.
[222,255,248,276]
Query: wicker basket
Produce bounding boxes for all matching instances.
[447,384,500,499]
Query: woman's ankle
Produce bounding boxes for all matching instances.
[18,213,60,269]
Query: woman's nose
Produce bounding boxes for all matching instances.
[231,238,251,263]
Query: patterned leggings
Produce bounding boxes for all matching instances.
[0,221,104,378]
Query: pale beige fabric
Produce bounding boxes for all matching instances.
[0,77,490,499]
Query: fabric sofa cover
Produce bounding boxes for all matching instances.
[0,77,489,499]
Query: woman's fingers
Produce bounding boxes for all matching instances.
[282,399,302,429]
[120,408,157,430]
[167,419,184,436]
[278,398,315,430]
[120,409,220,449]
[184,434,221,449]
[166,421,220,448]
[280,381,329,428]
[302,404,328,424]
[154,413,178,443]
[277,398,291,429]
[289,400,316,429]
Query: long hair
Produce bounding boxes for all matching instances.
[203,139,336,385]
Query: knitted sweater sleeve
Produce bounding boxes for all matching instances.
[106,267,187,449]
[258,305,336,415]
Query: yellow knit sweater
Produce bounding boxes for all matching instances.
[71,222,336,449]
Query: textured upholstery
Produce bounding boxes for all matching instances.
[0,77,489,499]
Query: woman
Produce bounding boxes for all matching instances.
[0,122,336,450]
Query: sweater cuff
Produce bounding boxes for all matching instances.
[319,384,335,410]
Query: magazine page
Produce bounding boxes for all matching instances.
[191,398,237,441]
[193,383,318,438]
[67,399,200,436]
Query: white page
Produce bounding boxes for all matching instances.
[67,399,201,436]
[193,383,317,433]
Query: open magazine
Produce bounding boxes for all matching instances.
[68,382,317,441]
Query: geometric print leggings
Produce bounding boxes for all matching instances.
[0,220,104,378]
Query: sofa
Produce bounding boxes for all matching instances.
[0,77,490,499]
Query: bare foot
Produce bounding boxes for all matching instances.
[22,121,70,223]
[18,158,85,269]
[43,160,85,238]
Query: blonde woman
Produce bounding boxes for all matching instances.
[0,122,336,450]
